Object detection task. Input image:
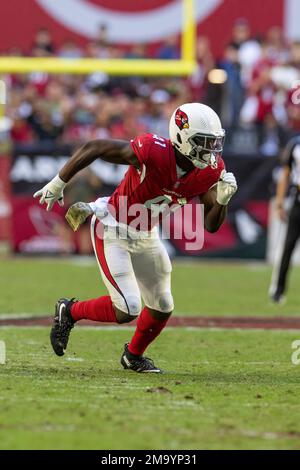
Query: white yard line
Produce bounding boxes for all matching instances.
[1,325,300,334]
[0,313,49,320]
[2,311,300,319]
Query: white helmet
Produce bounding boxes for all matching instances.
[169,103,225,169]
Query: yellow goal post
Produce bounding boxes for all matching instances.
[0,0,196,77]
[0,0,196,120]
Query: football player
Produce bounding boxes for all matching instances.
[34,103,237,373]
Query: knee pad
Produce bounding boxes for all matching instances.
[126,295,142,316]
[157,292,174,313]
[115,295,142,323]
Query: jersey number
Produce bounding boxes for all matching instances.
[153,134,166,148]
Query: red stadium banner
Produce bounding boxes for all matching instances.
[0,0,297,57]
[11,197,75,254]
[0,155,12,246]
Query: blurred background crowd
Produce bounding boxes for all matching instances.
[1,10,300,259]
[5,20,300,156]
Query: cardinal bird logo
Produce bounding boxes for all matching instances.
[175,108,189,130]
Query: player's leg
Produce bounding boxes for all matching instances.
[121,235,174,372]
[50,217,141,356]
[71,217,142,322]
[270,201,300,302]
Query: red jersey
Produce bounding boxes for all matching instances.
[108,133,225,230]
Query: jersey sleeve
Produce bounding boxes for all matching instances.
[130,134,154,168]
[208,157,226,190]
[216,156,225,177]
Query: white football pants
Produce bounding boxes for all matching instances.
[90,215,174,316]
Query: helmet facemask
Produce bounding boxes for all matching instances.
[187,133,225,169]
[169,103,226,170]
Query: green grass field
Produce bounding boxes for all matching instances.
[1,257,300,450]
[1,327,300,450]
[0,257,300,317]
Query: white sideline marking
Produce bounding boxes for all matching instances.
[173,259,269,269]
[2,311,300,320]
[0,313,49,320]
[1,325,300,334]
[0,340,5,364]
[66,357,84,362]
[0,394,201,413]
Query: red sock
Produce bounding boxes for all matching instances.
[71,296,117,323]
[128,307,169,356]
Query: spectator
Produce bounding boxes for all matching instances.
[86,40,110,59]
[227,19,262,87]
[125,44,147,59]
[190,36,215,102]
[156,35,180,60]
[31,28,54,55]
[95,23,109,47]
[4,24,299,163]
[220,43,244,126]
[10,112,33,143]
[58,41,83,59]
[231,18,252,49]
[290,41,300,70]
[265,26,289,64]
[26,99,64,142]
[246,56,276,126]
[259,112,286,157]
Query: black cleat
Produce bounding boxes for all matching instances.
[120,343,163,373]
[50,298,76,356]
[270,290,285,305]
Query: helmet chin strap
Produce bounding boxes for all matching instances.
[190,151,213,169]
[191,158,209,169]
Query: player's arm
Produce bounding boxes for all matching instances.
[59,139,139,182]
[200,171,237,233]
[275,165,290,221]
[33,139,139,210]
[275,138,295,222]
[200,187,227,233]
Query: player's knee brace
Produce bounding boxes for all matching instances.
[126,295,142,316]
[157,292,174,314]
[115,295,142,324]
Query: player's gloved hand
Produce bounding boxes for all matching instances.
[65,200,109,231]
[65,202,94,232]
[33,175,66,211]
[216,170,238,206]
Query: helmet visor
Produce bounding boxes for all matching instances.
[188,132,225,154]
